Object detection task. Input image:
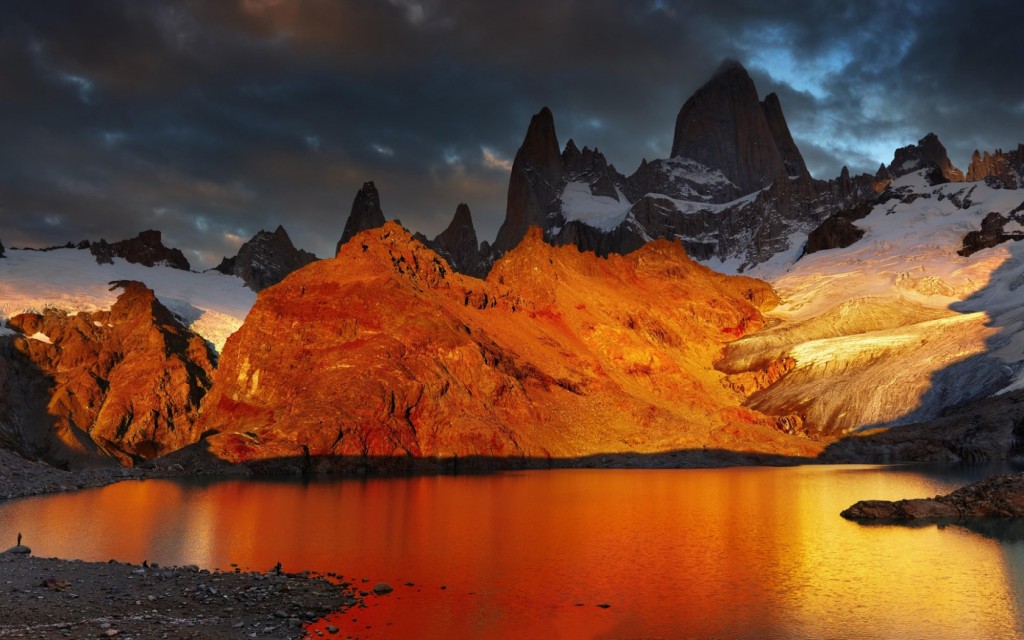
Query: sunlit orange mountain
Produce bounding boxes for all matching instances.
[193,221,820,469]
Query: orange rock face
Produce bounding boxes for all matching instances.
[1,281,215,467]
[196,222,820,468]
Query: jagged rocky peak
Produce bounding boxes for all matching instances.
[670,59,800,193]
[428,203,491,278]
[215,225,318,291]
[888,132,965,183]
[519,106,563,177]
[336,181,387,254]
[966,144,1024,188]
[493,107,567,253]
[90,230,190,270]
[562,138,582,168]
[761,91,810,180]
[490,60,846,272]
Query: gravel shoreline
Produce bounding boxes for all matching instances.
[0,450,180,502]
[0,450,366,639]
[0,553,359,639]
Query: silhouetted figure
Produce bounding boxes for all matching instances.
[16,533,21,546]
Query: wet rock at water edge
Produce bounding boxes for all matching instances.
[842,472,1024,520]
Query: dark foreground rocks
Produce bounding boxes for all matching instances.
[0,553,356,639]
[842,472,1024,520]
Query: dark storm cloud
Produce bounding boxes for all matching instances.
[1,0,1022,266]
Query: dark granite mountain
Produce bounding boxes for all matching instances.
[670,59,805,192]
[492,108,569,254]
[336,181,386,254]
[967,145,1024,188]
[418,203,492,279]
[90,230,190,270]
[215,226,317,291]
[887,133,965,183]
[491,61,875,272]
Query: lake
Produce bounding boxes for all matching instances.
[1,464,1023,639]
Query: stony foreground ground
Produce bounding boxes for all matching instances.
[0,553,359,640]
[0,450,367,639]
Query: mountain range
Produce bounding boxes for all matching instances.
[2,60,1024,472]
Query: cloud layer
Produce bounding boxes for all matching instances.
[2,0,1022,265]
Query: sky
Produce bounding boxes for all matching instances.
[2,0,1023,268]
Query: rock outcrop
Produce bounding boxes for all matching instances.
[336,181,386,254]
[888,133,965,183]
[671,60,800,192]
[0,238,5,258]
[194,221,819,471]
[966,145,1024,188]
[215,226,317,291]
[841,472,1024,520]
[422,204,492,279]
[958,209,1024,257]
[0,281,215,468]
[90,230,190,270]
[802,201,873,256]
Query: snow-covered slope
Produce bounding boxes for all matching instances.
[719,171,1024,434]
[559,182,632,231]
[0,248,255,353]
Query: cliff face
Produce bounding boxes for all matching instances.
[195,222,818,468]
[492,107,567,253]
[670,60,794,192]
[966,145,1024,188]
[0,281,215,468]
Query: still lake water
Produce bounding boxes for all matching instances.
[2,464,1024,639]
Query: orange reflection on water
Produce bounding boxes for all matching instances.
[1,467,1022,639]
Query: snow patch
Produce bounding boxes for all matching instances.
[560,182,632,232]
[28,332,52,344]
[665,158,734,187]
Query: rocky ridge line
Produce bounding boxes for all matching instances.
[90,230,191,270]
